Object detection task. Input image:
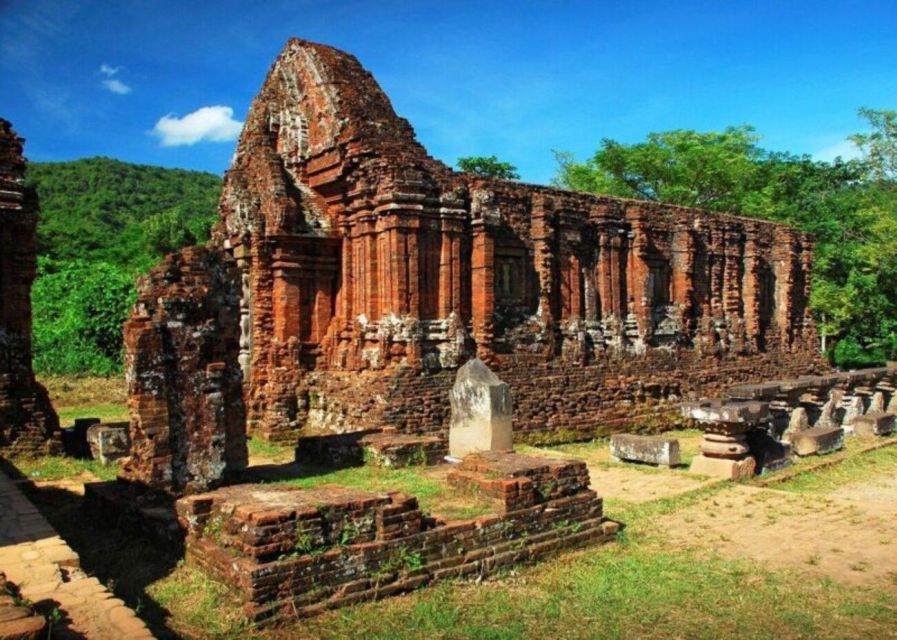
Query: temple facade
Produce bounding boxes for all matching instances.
[210,39,820,442]
[125,39,824,488]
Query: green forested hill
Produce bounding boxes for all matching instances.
[27,157,221,272]
[26,158,223,374]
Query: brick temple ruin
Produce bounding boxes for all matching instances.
[122,38,825,491]
[0,119,59,456]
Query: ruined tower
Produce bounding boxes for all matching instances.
[124,39,824,490]
[0,119,60,455]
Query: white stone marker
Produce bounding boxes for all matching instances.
[448,358,513,459]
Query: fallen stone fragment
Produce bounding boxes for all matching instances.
[852,412,895,437]
[690,454,756,481]
[609,434,681,467]
[86,422,130,465]
[791,426,844,456]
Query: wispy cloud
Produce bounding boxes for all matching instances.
[813,139,861,163]
[152,106,243,146]
[98,63,132,94]
[101,78,132,94]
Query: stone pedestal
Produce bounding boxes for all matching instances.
[448,358,512,459]
[682,400,769,481]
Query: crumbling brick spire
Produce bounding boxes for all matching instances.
[0,118,60,455]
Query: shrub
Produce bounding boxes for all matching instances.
[32,258,136,375]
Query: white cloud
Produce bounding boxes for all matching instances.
[101,78,132,94]
[813,139,862,163]
[152,106,243,146]
[98,63,132,94]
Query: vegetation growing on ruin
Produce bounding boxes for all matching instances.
[555,108,897,369]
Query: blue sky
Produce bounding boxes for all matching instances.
[2,0,895,184]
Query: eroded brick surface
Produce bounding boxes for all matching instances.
[211,39,823,444]
[127,38,826,489]
[122,247,247,494]
[177,452,612,622]
[0,119,60,456]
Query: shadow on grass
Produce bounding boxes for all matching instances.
[0,457,185,639]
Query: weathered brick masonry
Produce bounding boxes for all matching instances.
[127,38,825,477]
[177,451,615,621]
[0,119,60,456]
[122,247,247,493]
[217,38,822,442]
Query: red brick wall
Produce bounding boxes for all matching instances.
[0,119,60,456]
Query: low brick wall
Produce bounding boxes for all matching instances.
[176,453,616,621]
[296,346,827,444]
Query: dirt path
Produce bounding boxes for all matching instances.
[654,483,897,587]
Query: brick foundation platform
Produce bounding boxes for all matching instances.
[176,452,615,622]
[296,428,447,468]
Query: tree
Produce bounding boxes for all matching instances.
[144,207,198,256]
[32,258,136,375]
[554,126,765,211]
[850,108,897,182]
[457,155,520,180]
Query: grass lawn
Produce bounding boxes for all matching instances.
[4,454,119,482]
[40,375,128,426]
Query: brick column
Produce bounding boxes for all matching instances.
[471,219,495,360]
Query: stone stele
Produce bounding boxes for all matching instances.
[449,358,513,459]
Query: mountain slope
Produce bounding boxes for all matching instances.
[26,157,222,272]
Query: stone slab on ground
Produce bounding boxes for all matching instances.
[609,434,681,467]
[791,426,845,456]
[0,471,153,639]
[852,412,895,437]
[690,454,756,480]
[86,422,130,465]
[360,431,447,467]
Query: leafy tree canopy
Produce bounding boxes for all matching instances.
[457,155,520,180]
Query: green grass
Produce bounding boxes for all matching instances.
[8,455,119,481]
[300,521,896,640]
[519,428,705,469]
[276,465,495,521]
[776,439,897,494]
[148,562,256,640]
[56,403,129,426]
[246,437,294,463]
